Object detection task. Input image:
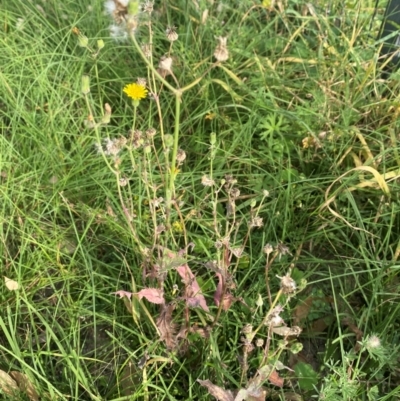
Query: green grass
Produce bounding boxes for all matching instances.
[1,0,400,400]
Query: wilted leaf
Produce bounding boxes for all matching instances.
[112,290,133,300]
[136,288,165,304]
[0,369,19,396]
[268,370,284,388]
[160,246,209,312]
[176,263,209,312]
[235,387,267,401]
[214,273,234,311]
[161,255,188,271]
[112,290,135,315]
[197,379,234,401]
[247,364,272,391]
[234,388,249,401]
[157,303,176,350]
[10,372,39,401]
[4,277,19,291]
[272,326,302,337]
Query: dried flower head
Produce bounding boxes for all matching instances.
[176,149,186,164]
[105,0,129,24]
[126,15,139,35]
[136,77,147,86]
[277,242,291,260]
[255,338,264,347]
[230,187,240,199]
[270,315,284,327]
[366,335,381,349]
[142,0,154,13]
[146,127,157,138]
[214,240,223,249]
[104,0,117,15]
[214,36,229,62]
[278,273,297,294]
[123,83,148,101]
[141,44,152,58]
[250,216,263,228]
[109,23,128,42]
[158,55,173,73]
[166,26,179,42]
[263,243,274,255]
[230,246,244,258]
[150,197,164,209]
[224,174,237,185]
[130,129,143,149]
[241,324,253,335]
[201,175,215,187]
[99,136,127,157]
[119,177,129,186]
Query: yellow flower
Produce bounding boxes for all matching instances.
[123,83,148,101]
[172,221,184,233]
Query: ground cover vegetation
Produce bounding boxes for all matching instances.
[1,0,400,399]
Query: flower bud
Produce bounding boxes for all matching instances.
[81,75,90,95]
[78,34,89,48]
[97,39,105,50]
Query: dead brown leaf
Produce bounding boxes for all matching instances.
[157,303,177,349]
[10,372,39,401]
[4,277,19,291]
[272,326,302,337]
[136,288,165,304]
[161,246,209,312]
[268,370,284,388]
[214,273,235,311]
[0,369,19,396]
[197,379,234,401]
[112,290,133,300]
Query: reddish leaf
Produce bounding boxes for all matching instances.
[136,288,165,304]
[160,246,209,312]
[214,273,235,311]
[112,290,133,300]
[176,263,209,312]
[197,379,234,401]
[221,293,234,311]
[268,370,284,388]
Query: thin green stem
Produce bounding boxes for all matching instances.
[167,94,182,205]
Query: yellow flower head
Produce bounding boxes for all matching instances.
[123,83,148,101]
[172,221,184,233]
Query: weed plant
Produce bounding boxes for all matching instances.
[1,0,400,400]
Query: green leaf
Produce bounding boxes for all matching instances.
[294,362,319,391]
